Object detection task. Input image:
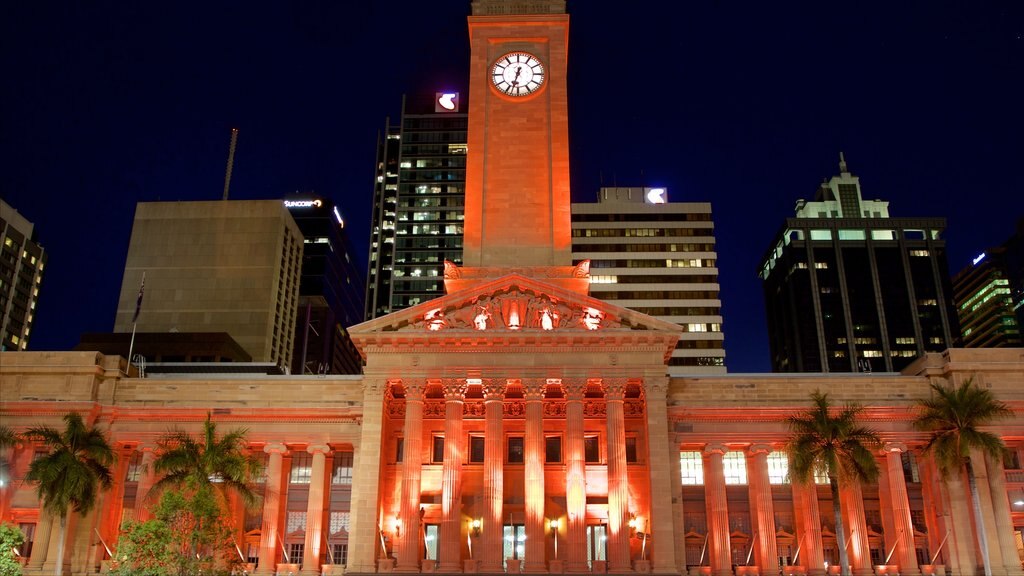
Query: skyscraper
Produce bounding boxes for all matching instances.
[286,196,366,374]
[0,199,46,351]
[114,200,303,369]
[760,155,958,372]
[572,187,725,373]
[952,218,1024,347]
[365,93,468,319]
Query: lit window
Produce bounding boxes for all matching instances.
[680,451,703,485]
[909,249,930,257]
[767,452,789,484]
[814,262,829,269]
[722,451,747,485]
[329,511,351,534]
[332,452,353,484]
[286,511,307,532]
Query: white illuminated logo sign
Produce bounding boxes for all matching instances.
[645,188,667,204]
[284,199,322,208]
[973,252,986,265]
[333,206,344,228]
[435,92,459,113]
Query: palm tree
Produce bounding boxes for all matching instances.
[913,378,1012,576]
[786,391,881,576]
[24,412,115,576]
[0,425,16,486]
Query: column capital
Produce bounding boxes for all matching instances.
[522,378,546,401]
[402,378,426,400]
[307,444,331,455]
[703,443,728,456]
[561,378,587,401]
[602,377,628,400]
[480,377,507,400]
[747,444,773,456]
[264,442,288,455]
[441,378,468,400]
[641,377,668,401]
[883,442,908,454]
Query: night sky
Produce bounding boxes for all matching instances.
[3,2,1022,373]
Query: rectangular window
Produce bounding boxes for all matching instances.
[432,436,445,464]
[332,452,353,485]
[17,523,34,559]
[125,451,142,482]
[288,543,305,564]
[329,511,351,535]
[286,511,307,532]
[290,453,312,484]
[901,452,921,484]
[722,451,748,485]
[767,452,789,484]
[425,524,439,560]
[584,436,600,463]
[625,437,638,463]
[469,436,485,463]
[680,451,703,485]
[507,437,524,463]
[396,438,404,463]
[545,436,562,463]
[330,543,348,566]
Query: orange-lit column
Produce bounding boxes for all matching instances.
[95,445,132,565]
[882,444,919,575]
[0,443,29,520]
[301,444,330,575]
[481,377,506,572]
[439,378,467,572]
[839,482,873,576]
[702,444,732,576]
[604,378,631,573]
[792,481,825,576]
[746,445,779,576]
[396,379,425,572]
[134,444,158,521]
[523,378,547,573]
[983,452,1024,576]
[563,378,588,572]
[257,443,287,574]
[643,376,678,573]
[347,378,390,573]
[917,457,948,568]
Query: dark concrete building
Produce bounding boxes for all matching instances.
[952,218,1024,348]
[760,155,958,373]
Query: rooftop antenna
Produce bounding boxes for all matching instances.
[838,151,848,174]
[222,128,239,200]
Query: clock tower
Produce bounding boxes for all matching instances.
[462,0,572,269]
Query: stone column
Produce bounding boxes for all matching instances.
[301,444,331,575]
[669,439,688,574]
[257,443,287,574]
[883,444,919,574]
[917,457,948,568]
[983,452,1024,576]
[94,445,132,567]
[604,378,631,573]
[347,378,390,573]
[968,450,1006,572]
[134,444,158,521]
[643,376,678,573]
[746,445,779,576]
[839,482,873,576]
[523,378,547,573]
[563,378,588,573]
[27,511,54,569]
[396,379,426,572]
[792,481,826,576]
[703,444,732,576]
[439,378,468,572]
[941,467,977,576]
[481,377,507,573]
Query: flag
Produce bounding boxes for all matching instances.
[132,273,145,323]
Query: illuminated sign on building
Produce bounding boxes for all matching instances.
[284,199,323,208]
[333,206,344,228]
[645,187,667,204]
[435,92,459,113]
[973,252,986,265]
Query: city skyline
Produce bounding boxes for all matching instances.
[3,1,1023,372]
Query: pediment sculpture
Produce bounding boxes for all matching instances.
[402,288,622,332]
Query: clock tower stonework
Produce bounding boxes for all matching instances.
[463,0,571,269]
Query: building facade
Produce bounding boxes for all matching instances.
[953,220,1024,348]
[760,157,959,373]
[0,199,46,351]
[365,94,469,319]
[113,200,303,370]
[572,187,725,374]
[286,196,366,375]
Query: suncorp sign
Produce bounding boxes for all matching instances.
[284,199,322,208]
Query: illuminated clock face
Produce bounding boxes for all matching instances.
[491,52,545,97]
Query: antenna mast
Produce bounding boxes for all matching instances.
[222,128,239,200]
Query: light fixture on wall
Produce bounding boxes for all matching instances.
[471,518,482,537]
[393,517,401,538]
[548,518,560,559]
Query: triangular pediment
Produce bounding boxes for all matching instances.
[349,274,681,359]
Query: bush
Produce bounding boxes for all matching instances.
[0,523,26,576]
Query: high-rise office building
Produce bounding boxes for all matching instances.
[952,218,1024,348]
[365,93,468,319]
[571,187,725,374]
[286,196,366,374]
[114,200,303,369]
[0,199,46,351]
[760,155,958,373]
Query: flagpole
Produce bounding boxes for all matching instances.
[127,271,145,372]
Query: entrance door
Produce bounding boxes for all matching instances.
[586,525,607,568]
[503,524,525,568]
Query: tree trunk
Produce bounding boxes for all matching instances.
[964,458,992,576]
[55,512,68,576]
[831,478,850,576]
